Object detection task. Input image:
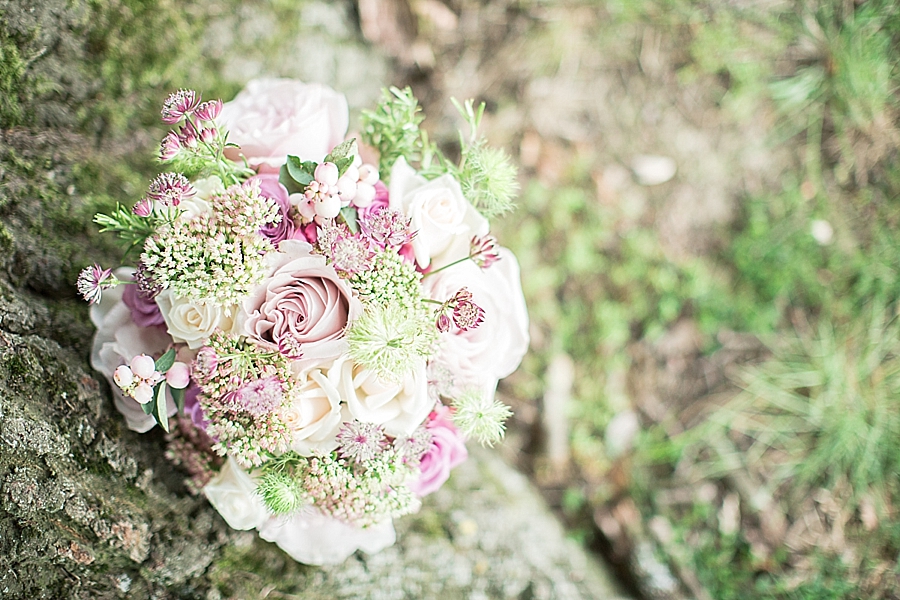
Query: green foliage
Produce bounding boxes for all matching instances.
[451,98,519,218]
[0,29,28,128]
[725,309,900,508]
[93,203,159,254]
[360,86,433,179]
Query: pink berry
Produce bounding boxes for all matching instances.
[166,362,191,389]
[113,365,134,388]
[133,382,154,405]
[130,354,157,379]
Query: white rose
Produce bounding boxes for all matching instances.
[258,509,395,566]
[422,248,529,397]
[156,290,237,349]
[90,271,177,432]
[219,78,349,169]
[338,355,432,437]
[203,456,268,531]
[285,358,345,456]
[389,157,489,270]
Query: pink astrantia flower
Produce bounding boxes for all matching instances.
[194,99,223,122]
[132,197,153,217]
[147,173,196,207]
[159,131,181,161]
[451,290,485,331]
[329,234,375,276]
[360,207,415,249]
[410,406,468,496]
[337,421,387,464]
[433,288,484,333]
[77,264,115,305]
[224,376,284,417]
[161,89,200,124]
[199,126,218,144]
[192,347,219,383]
[470,234,501,269]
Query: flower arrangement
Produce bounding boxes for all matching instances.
[80,79,529,565]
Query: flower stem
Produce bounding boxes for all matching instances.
[421,255,473,278]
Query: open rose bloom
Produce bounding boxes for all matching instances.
[84,79,528,565]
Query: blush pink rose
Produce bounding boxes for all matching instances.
[220,78,349,171]
[240,241,362,361]
[410,406,468,496]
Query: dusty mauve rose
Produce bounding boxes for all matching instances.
[422,247,529,398]
[240,240,362,361]
[411,406,468,496]
[219,78,349,170]
[249,173,296,245]
[389,158,489,270]
[122,281,165,328]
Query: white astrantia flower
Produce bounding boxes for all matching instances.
[203,456,269,531]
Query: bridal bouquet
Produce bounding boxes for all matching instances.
[79,79,528,565]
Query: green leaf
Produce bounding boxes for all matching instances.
[285,155,315,186]
[155,382,170,433]
[334,156,354,177]
[141,397,154,414]
[340,206,359,234]
[326,138,357,162]
[155,348,176,373]
[170,386,185,413]
[279,164,305,195]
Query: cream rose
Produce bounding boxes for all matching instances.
[283,359,346,456]
[258,509,395,566]
[219,78,349,169]
[336,355,433,437]
[389,157,489,270]
[203,456,268,530]
[422,248,529,397]
[239,240,361,362]
[90,272,177,432]
[156,290,237,349]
